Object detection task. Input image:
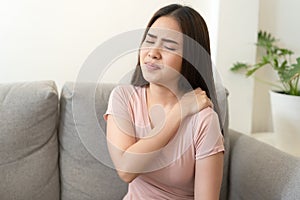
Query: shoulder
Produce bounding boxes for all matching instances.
[109,85,146,110]
[105,85,144,120]
[112,84,136,94]
[193,107,219,123]
[191,107,221,134]
[111,84,144,99]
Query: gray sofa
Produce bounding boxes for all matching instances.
[0,80,299,200]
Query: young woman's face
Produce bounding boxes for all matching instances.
[139,16,183,86]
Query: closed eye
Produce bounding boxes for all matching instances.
[145,33,157,45]
[164,46,176,51]
[162,38,179,51]
[145,40,155,44]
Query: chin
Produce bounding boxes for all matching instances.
[143,76,160,84]
[141,71,160,84]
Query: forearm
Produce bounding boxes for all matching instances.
[126,103,182,153]
[107,87,212,182]
[109,103,182,181]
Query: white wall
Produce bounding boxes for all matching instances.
[0,0,195,91]
[2,0,297,133]
[216,0,260,134]
[180,0,260,134]
[0,0,260,134]
[191,0,220,63]
[252,0,300,132]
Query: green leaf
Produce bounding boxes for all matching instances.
[289,57,300,78]
[257,30,276,48]
[230,62,251,71]
[230,30,300,96]
[278,48,294,56]
[246,66,261,76]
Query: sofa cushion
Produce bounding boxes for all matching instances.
[229,130,300,200]
[59,82,229,199]
[59,82,128,200]
[0,81,60,200]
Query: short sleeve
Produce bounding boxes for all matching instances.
[103,86,133,122]
[193,108,225,160]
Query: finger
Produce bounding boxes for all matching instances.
[208,99,214,108]
[200,96,212,108]
[194,88,204,96]
[200,91,206,95]
[196,87,203,92]
[195,88,203,93]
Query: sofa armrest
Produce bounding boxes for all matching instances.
[228,129,300,200]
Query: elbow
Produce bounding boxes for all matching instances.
[117,171,137,183]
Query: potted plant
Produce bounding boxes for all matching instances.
[231,30,300,134]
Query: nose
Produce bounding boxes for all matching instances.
[147,46,161,59]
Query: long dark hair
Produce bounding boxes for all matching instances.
[131,4,223,131]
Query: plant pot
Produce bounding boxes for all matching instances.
[269,90,300,134]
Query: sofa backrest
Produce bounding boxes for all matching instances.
[59,82,230,200]
[0,80,230,200]
[59,82,128,200]
[0,81,60,200]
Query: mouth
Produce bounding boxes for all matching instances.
[144,63,162,71]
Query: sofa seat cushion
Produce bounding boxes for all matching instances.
[0,81,60,200]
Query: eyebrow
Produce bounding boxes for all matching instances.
[147,33,179,45]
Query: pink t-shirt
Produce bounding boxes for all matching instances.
[104,85,224,199]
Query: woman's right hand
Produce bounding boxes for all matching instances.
[179,88,213,118]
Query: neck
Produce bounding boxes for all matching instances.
[146,83,182,108]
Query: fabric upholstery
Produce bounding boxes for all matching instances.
[2,80,299,200]
[59,82,128,200]
[0,81,60,200]
[59,82,229,200]
[228,130,300,200]
[220,89,230,200]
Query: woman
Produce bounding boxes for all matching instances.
[104,4,224,200]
